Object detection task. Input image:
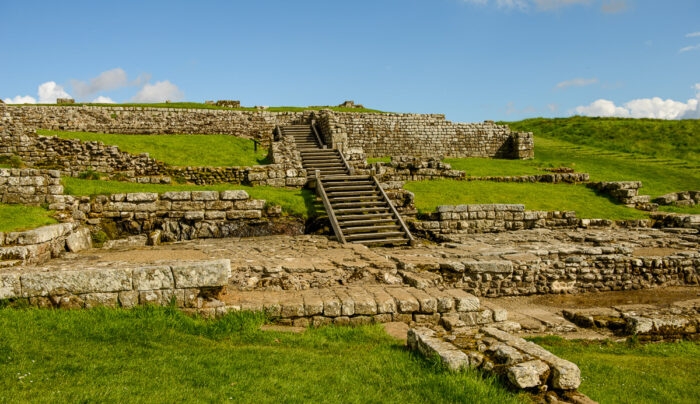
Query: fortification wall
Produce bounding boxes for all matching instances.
[2,104,534,160]
[318,111,534,159]
[0,168,64,205]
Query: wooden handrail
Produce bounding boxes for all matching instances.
[371,175,415,244]
[315,170,346,244]
[311,120,326,149]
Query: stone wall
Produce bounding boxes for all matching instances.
[0,168,64,205]
[316,111,534,159]
[0,223,91,264]
[2,104,534,161]
[587,181,653,209]
[0,117,307,187]
[653,191,700,207]
[411,204,581,236]
[0,258,231,309]
[49,190,304,242]
[3,104,307,144]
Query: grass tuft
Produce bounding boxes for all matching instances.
[0,203,57,232]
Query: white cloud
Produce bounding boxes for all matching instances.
[679,43,700,53]
[686,32,700,38]
[3,95,37,104]
[71,68,128,97]
[92,96,116,103]
[574,84,700,119]
[556,77,599,89]
[131,81,184,103]
[38,81,71,103]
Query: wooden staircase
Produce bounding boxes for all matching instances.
[280,123,414,246]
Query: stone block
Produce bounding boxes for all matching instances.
[0,273,21,299]
[507,360,549,389]
[133,265,174,290]
[119,291,139,308]
[170,259,230,288]
[126,193,158,202]
[65,226,92,252]
[83,292,119,308]
[446,289,480,312]
[20,268,133,297]
[407,327,470,371]
[162,191,191,201]
[191,191,219,201]
[220,190,250,200]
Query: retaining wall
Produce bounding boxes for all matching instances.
[0,258,231,309]
[0,168,64,205]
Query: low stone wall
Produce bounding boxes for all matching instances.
[650,212,700,229]
[0,223,91,264]
[0,259,230,309]
[411,204,581,235]
[49,190,304,242]
[653,191,700,207]
[0,168,64,205]
[463,172,589,184]
[587,181,654,210]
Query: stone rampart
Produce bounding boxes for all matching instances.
[317,111,534,159]
[2,104,534,160]
[0,168,64,205]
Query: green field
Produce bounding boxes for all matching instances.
[62,177,314,218]
[502,116,700,162]
[532,336,700,404]
[27,102,385,114]
[38,130,269,167]
[0,204,57,233]
[405,180,647,219]
[0,307,520,404]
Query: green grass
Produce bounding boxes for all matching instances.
[367,156,392,164]
[27,102,386,114]
[38,130,269,167]
[0,307,520,404]
[61,177,314,218]
[657,205,700,215]
[0,203,57,232]
[404,180,648,219]
[531,336,700,404]
[502,116,700,162]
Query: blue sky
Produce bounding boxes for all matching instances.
[1,0,699,122]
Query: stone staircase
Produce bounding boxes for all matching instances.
[279,123,414,246]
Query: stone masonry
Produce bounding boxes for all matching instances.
[0,168,64,205]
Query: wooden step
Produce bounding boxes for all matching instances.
[324,185,375,192]
[336,213,394,221]
[323,181,374,188]
[304,162,345,168]
[342,225,401,234]
[345,231,405,241]
[327,195,382,202]
[325,190,377,197]
[334,207,390,214]
[331,201,386,208]
[354,238,409,246]
[339,218,396,226]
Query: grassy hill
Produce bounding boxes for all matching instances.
[501,116,700,162]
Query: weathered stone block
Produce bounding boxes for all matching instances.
[21,268,133,297]
[170,259,230,288]
[132,265,174,290]
[220,190,250,200]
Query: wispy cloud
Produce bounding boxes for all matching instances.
[131,81,184,103]
[686,32,700,38]
[70,68,151,98]
[679,43,700,53]
[556,77,599,89]
[600,0,628,14]
[462,0,625,12]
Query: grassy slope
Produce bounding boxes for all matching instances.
[502,116,700,162]
[0,307,520,404]
[0,204,57,232]
[62,177,314,218]
[38,130,269,167]
[532,336,700,404]
[27,102,386,114]
[405,180,647,219]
